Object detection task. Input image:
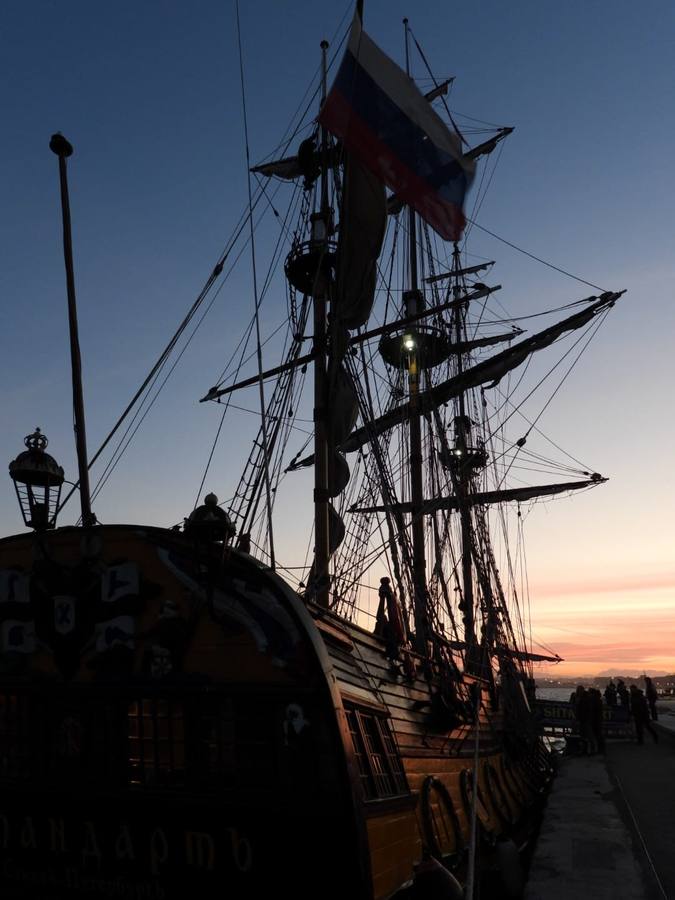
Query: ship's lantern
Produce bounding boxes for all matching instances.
[9,429,64,531]
[185,493,236,545]
[379,327,451,370]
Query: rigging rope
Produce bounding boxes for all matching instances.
[69,172,292,516]
[462,140,505,246]
[489,310,610,483]
[407,25,466,146]
[60,4,348,518]
[236,0,276,568]
[250,1,352,171]
[467,218,608,292]
[87,246,296,510]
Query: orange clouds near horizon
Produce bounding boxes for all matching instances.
[528,576,675,677]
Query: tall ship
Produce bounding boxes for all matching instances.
[0,7,623,899]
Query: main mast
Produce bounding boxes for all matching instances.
[403,19,429,654]
[312,40,332,609]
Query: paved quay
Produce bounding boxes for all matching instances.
[523,752,649,900]
[525,708,675,900]
[603,712,675,899]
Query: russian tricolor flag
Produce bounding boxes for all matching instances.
[319,14,474,242]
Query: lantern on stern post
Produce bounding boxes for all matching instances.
[184,493,235,545]
[9,429,64,531]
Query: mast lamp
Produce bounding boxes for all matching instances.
[9,429,64,531]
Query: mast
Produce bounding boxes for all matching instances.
[403,19,429,654]
[451,244,477,656]
[312,39,331,608]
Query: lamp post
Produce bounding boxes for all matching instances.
[9,429,64,531]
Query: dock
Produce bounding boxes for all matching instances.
[524,710,675,899]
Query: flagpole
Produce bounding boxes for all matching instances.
[49,133,95,528]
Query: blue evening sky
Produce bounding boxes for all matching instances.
[2,1,674,672]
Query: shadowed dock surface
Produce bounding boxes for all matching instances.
[605,726,675,899]
[523,753,648,900]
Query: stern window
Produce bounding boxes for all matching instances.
[195,697,236,787]
[0,694,30,780]
[345,705,408,800]
[128,698,185,786]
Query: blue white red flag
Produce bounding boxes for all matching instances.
[319,13,474,242]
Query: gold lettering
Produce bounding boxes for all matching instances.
[150,827,168,875]
[82,821,102,868]
[228,827,253,872]
[20,817,36,850]
[49,818,67,852]
[114,824,135,860]
[185,830,215,870]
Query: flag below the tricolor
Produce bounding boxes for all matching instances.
[319,12,474,242]
[1,620,35,654]
[95,615,135,652]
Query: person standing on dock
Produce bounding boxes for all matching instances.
[604,679,617,706]
[617,679,630,709]
[571,686,594,754]
[629,685,658,744]
[589,688,605,754]
[644,676,659,721]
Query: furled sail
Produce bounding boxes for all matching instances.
[341,291,623,453]
[250,155,303,180]
[424,261,494,284]
[327,153,385,454]
[304,152,386,599]
[250,137,337,186]
[349,477,606,514]
[435,637,562,664]
[325,365,359,498]
[334,154,387,328]
[325,151,385,500]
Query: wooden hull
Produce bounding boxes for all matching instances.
[318,609,550,897]
[0,525,551,899]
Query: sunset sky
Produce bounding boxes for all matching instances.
[2,1,674,677]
